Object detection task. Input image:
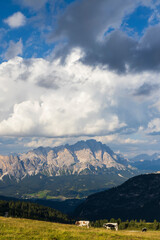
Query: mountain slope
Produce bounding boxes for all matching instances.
[0,172,133,199]
[74,173,160,221]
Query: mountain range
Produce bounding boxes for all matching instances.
[130,153,160,172]
[0,139,135,180]
[130,153,160,162]
[0,139,137,199]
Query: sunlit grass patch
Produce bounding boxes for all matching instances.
[0,217,160,240]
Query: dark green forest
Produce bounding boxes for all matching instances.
[91,218,160,230]
[0,200,72,224]
[74,174,160,221]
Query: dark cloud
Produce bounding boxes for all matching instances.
[82,30,137,73]
[49,0,160,73]
[83,25,160,73]
[49,0,140,59]
[87,24,160,73]
[130,24,160,72]
[52,0,140,43]
[134,83,160,96]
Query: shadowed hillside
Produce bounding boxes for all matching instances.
[74,173,160,221]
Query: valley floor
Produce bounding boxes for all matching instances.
[0,217,160,240]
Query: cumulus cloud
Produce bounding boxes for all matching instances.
[1,0,160,155]
[0,48,159,156]
[0,51,126,138]
[147,118,160,134]
[0,49,159,141]
[4,12,26,28]
[4,39,23,60]
[0,89,125,137]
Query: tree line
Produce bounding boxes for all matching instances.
[91,218,160,230]
[0,200,73,224]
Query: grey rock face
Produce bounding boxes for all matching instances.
[0,139,134,180]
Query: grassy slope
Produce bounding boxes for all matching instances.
[0,217,160,240]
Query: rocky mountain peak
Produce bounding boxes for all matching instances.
[0,139,134,180]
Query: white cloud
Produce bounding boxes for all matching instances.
[0,95,124,137]
[94,135,147,145]
[4,39,23,60]
[24,135,144,151]
[0,49,159,144]
[147,118,160,134]
[118,138,147,144]
[0,101,41,136]
[4,12,26,28]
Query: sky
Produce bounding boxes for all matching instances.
[0,0,160,157]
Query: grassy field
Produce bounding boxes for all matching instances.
[0,217,160,240]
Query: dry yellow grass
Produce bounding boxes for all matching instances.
[0,217,160,240]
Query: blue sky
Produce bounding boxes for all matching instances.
[0,0,160,157]
[0,0,76,61]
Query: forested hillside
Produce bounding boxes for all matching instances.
[0,200,72,223]
[75,173,160,221]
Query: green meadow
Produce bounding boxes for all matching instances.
[0,217,160,240]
